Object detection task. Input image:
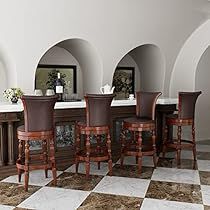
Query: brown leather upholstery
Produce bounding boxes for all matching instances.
[136,92,162,120]
[124,117,154,124]
[85,94,114,127]
[163,91,202,167]
[21,95,57,132]
[178,91,202,119]
[121,91,162,174]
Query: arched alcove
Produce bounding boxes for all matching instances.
[0,43,15,101]
[169,20,210,140]
[112,44,165,99]
[195,46,210,140]
[35,38,102,98]
[0,60,7,101]
[36,46,83,98]
[170,20,210,97]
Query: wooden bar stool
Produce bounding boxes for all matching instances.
[16,95,57,191]
[162,91,202,167]
[75,94,114,178]
[120,91,162,174]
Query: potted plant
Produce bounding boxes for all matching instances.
[3,88,24,104]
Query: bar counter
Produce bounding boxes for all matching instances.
[0,98,178,112]
[0,98,177,166]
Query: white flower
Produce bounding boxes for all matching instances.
[3,88,23,101]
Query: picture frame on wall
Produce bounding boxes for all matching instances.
[35,64,77,96]
[112,66,135,99]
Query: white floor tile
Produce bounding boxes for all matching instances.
[151,167,200,185]
[93,176,150,198]
[197,160,210,171]
[65,162,113,176]
[141,198,204,210]
[201,185,210,206]
[196,144,210,152]
[1,170,63,186]
[0,205,14,210]
[18,186,90,210]
[116,156,157,167]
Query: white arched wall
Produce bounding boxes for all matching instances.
[58,39,103,94]
[131,44,165,92]
[113,44,165,94]
[0,61,7,101]
[170,20,210,97]
[114,44,165,93]
[0,43,16,101]
[31,38,102,95]
[195,47,210,140]
[38,46,83,98]
[0,0,207,97]
[170,20,210,140]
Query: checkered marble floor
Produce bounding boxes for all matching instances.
[0,141,210,210]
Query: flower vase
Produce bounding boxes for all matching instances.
[11,96,18,104]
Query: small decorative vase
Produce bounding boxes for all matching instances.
[11,96,18,104]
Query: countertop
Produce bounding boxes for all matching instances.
[0,98,178,113]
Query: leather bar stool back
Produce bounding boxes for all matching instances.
[75,94,114,178]
[121,91,162,174]
[162,91,202,167]
[16,95,57,191]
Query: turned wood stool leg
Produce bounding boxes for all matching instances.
[85,134,90,178]
[42,139,48,178]
[192,123,197,169]
[120,128,126,167]
[24,140,30,191]
[107,131,112,175]
[137,131,142,174]
[49,137,57,186]
[96,135,101,170]
[152,130,157,168]
[75,124,80,173]
[162,124,168,158]
[17,139,23,182]
[135,131,138,164]
[177,126,182,166]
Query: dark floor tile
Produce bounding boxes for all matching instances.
[56,164,73,171]
[77,192,142,210]
[47,172,103,191]
[199,171,210,185]
[0,176,7,181]
[204,206,210,210]
[0,182,40,206]
[111,164,153,179]
[197,152,210,160]
[157,157,197,169]
[146,180,202,204]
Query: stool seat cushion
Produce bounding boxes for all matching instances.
[17,125,25,132]
[166,114,193,125]
[124,117,154,125]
